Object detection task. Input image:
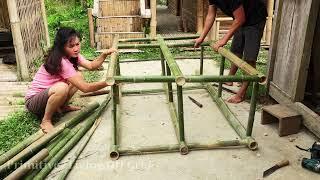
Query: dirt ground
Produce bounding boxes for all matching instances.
[43,58,319,180]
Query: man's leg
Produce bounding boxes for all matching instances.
[41,82,69,133]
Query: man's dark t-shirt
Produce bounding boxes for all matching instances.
[209,0,267,26]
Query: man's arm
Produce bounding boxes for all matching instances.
[213,5,246,51]
[194,5,217,48]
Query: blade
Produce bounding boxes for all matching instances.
[263,165,279,177]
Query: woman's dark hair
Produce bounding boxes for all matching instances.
[44,27,81,75]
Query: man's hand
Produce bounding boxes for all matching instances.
[213,38,228,52]
[194,37,204,48]
[103,48,117,55]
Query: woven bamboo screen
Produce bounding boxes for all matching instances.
[96,17,143,32]
[16,0,47,70]
[0,0,10,30]
[99,0,140,16]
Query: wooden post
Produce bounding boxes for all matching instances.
[266,0,274,46]
[6,0,29,81]
[196,0,204,34]
[150,0,157,38]
[40,0,50,47]
[88,8,95,48]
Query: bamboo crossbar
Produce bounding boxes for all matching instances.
[118,41,211,49]
[118,35,200,42]
[105,36,119,85]
[217,47,266,84]
[117,138,256,156]
[113,75,260,83]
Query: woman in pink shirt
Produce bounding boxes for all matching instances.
[25,27,116,133]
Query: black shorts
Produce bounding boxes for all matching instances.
[231,20,266,62]
[25,88,50,117]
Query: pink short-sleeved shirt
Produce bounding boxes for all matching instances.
[25,54,86,99]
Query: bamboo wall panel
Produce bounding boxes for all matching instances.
[96,17,143,32]
[95,32,144,49]
[16,0,46,71]
[269,0,320,102]
[0,0,10,30]
[99,0,140,16]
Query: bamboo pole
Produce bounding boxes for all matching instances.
[40,0,50,47]
[88,8,95,48]
[118,138,256,156]
[118,35,200,42]
[150,0,156,38]
[177,85,188,155]
[246,82,259,136]
[6,0,29,80]
[111,56,213,63]
[196,0,204,34]
[217,47,266,84]
[80,90,110,97]
[0,130,44,166]
[118,41,211,49]
[218,56,225,97]
[0,103,99,174]
[200,46,204,75]
[166,63,174,102]
[160,51,166,76]
[57,117,103,180]
[157,35,185,86]
[113,75,260,83]
[266,0,274,46]
[33,96,111,179]
[105,36,119,85]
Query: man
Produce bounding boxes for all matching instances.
[194,0,267,103]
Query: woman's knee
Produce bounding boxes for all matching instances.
[49,82,69,96]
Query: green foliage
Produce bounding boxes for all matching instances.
[82,71,102,83]
[0,110,39,154]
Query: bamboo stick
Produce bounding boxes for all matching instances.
[177,85,188,155]
[157,35,186,85]
[218,56,226,97]
[266,0,274,46]
[112,56,213,63]
[40,0,50,47]
[196,0,204,34]
[88,8,95,48]
[160,51,166,76]
[200,46,204,75]
[246,82,259,136]
[113,75,260,83]
[150,0,156,38]
[118,35,200,42]
[80,90,110,97]
[217,47,266,84]
[165,63,174,102]
[118,138,255,156]
[57,117,103,180]
[105,36,119,85]
[110,103,120,161]
[0,131,44,166]
[118,41,210,49]
[33,96,111,179]
[0,103,99,174]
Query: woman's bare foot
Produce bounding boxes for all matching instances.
[224,82,233,86]
[40,119,54,133]
[235,82,242,87]
[60,105,81,113]
[227,94,245,104]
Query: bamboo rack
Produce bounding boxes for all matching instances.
[107,35,262,160]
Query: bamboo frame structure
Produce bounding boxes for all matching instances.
[108,35,261,160]
[88,8,95,48]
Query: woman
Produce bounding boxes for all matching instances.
[25,27,116,133]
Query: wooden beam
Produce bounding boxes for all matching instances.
[150,0,157,38]
[40,0,50,47]
[88,8,95,48]
[196,0,204,34]
[266,0,274,46]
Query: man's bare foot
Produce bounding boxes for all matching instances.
[60,105,81,113]
[227,95,245,104]
[224,82,233,86]
[40,120,54,133]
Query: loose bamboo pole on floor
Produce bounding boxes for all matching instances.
[105,36,119,85]
[118,138,256,156]
[33,96,111,179]
[0,103,99,174]
[217,47,266,84]
[88,8,95,48]
[113,75,260,83]
[157,35,186,86]
[218,56,226,97]
[57,117,103,180]
[118,35,200,43]
[246,82,259,136]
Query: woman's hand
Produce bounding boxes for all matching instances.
[103,48,117,56]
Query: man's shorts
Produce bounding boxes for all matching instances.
[25,88,50,117]
[231,20,266,62]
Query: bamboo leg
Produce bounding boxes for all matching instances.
[177,85,188,154]
[166,63,174,102]
[200,46,204,75]
[246,82,259,136]
[160,50,166,76]
[110,85,120,160]
[218,56,225,97]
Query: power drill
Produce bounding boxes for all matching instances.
[301,158,320,173]
[296,142,320,173]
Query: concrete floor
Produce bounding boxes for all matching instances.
[45,59,319,180]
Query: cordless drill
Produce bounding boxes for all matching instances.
[301,158,320,173]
